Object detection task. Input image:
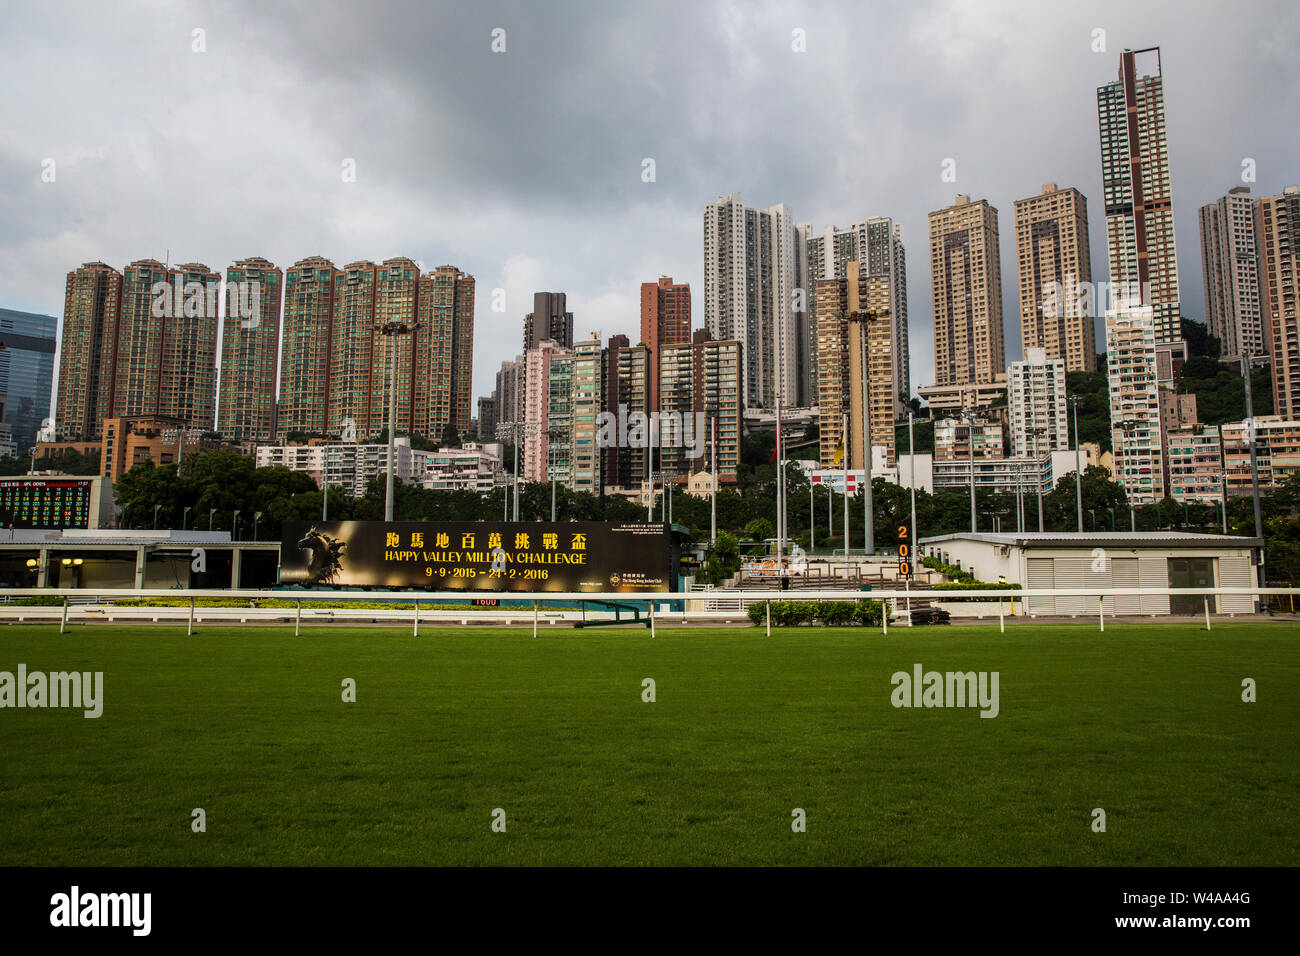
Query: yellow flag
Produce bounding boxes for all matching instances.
[832,436,844,466]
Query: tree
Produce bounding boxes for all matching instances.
[441,423,461,448]
[701,531,741,585]
[744,517,775,541]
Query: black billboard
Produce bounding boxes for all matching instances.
[0,478,93,529]
[280,521,672,592]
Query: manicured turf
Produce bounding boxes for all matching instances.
[0,621,1296,866]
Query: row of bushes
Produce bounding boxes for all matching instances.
[746,600,885,627]
[921,555,976,583]
[921,556,1020,590]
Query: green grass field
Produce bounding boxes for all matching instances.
[0,621,1296,866]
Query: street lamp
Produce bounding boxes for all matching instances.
[1088,508,1097,531]
[253,511,263,541]
[183,505,191,531]
[373,317,420,522]
[153,504,162,529]
[232,510,242,541]
[209,508,217,531]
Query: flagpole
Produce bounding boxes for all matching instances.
[776,394,783,577]
[841,411,849,561]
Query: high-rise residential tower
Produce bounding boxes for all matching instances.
[929,195,1005,387]
[216,257,281,442]
[1014,184,1096,372]
[0,308,57,452]
[703,194,805,410]
[640,275,691,411]
[1097,47,1182,345]
[806,217,909,412]
[1106,306,1165,503]
[56,261,121,440]
[1255,186,1300,420]
[327,261,378,439]
[1007,347,1069,458]
[278,256,339,438]
[414,265,475,442]
[523,292,574,352]
[815,262,896,469]
[1199,187,1263,364]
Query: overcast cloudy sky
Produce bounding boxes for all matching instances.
[3,0,1298,411]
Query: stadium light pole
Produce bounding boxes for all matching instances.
[1241,355,1265,606]
[961,409,977,534]
[374,317,419,522]
[908,411,918,576]
[496,420,537,522]
[1070,395,1084,533]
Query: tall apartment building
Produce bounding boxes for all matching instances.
[640,276,691,411]
[0,308,56,453]
[1097,47,1182,345]
[523,292,574,351]
[1106,306,1165,503]
[603,335,650,489]
[477,394,497,441]
[1256,186,1300,420]
[658,329,742,483]
[216,257,281,442]
[414,264,475,441]
[1222,416,1300,492]
[929,195,1005,387]
[548,351,573,489]
[365,257,420,439]
[1198,187,1263,363]
[109,259,219,431]
[494,358,523,430]
[56,262,121,440]
[568,333,605,493]
[326,261,378,438]
[521,340,568,482]
[159,263,220,430]
[806,217,910,411]
[1014,184,1096,372]
[1166,424,1224,504]
[703,194,804,410]
[1007,347,1068,458]
[815,262,896,469]
[934,418,1004,460]
[278,256,338,438]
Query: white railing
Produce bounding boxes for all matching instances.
[0,585,1295,637]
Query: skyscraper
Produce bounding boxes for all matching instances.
[806,217,909,411]
[523,292,574,352]
[929,195,1005,387]
[1014,184,1096,372]
[522,339,568,482]
[640,275,691,411]
[111,259,218,430]
[0,308,57,452]
[1097,47,1182,345]
[1106,306,1165,504]
[703,194,805,410]
[1199,187,1263,364]
[414,265,475,442]
[658,329,742,483]
[367,257,420,440]
[328,261,378,439]
[56,261,121,440]
[1007,347,1068,458]
[1255,186,1300,420]
[216,257,281,442]
[815,261,895,469]
[279,256,339,439]
[568,333,605,493]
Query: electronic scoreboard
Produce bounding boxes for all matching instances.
[0,477,96,529]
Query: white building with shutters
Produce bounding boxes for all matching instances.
[919,532,1260,615]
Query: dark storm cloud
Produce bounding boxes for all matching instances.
[2,0,1298,409]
